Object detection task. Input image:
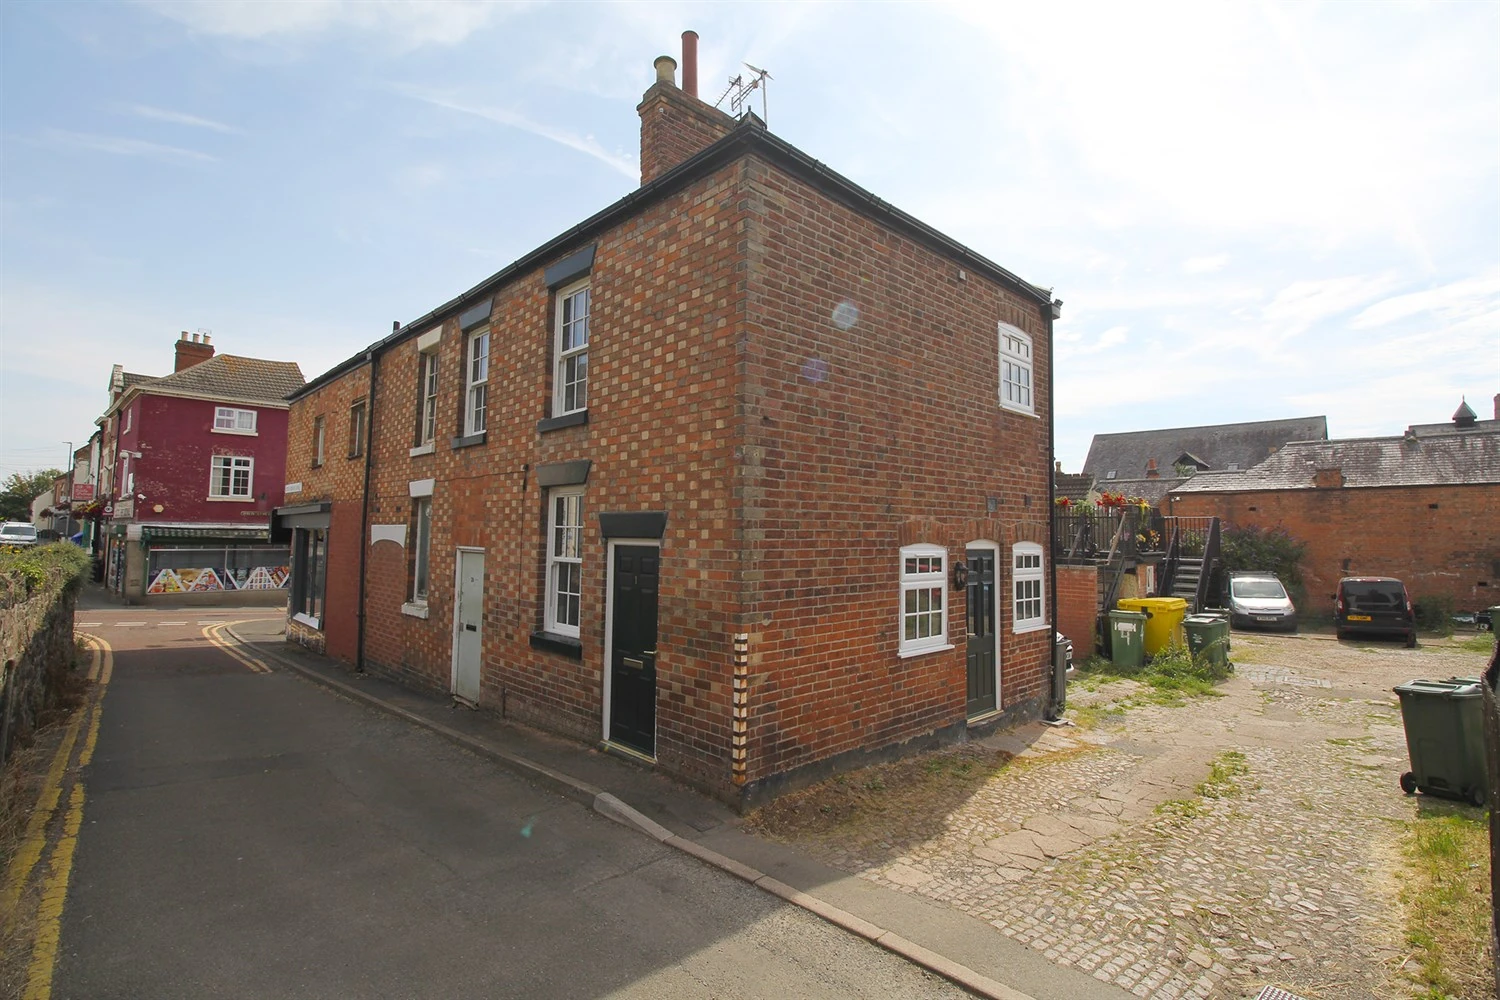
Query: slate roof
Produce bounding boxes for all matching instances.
[1084,416,1328,481]
[1096,476,1187,506]
[1169,429,1500,493]
[121,372,155,392]
[1053,472,1094,502]
[136,355,305,405]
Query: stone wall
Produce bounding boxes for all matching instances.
[0,574,79,773]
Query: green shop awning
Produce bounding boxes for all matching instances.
[140,526,271,542]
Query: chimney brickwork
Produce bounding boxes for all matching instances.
[638,41,737,186]
[174,331,215,372]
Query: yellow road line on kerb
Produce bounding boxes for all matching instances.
[12,634,113,1000]
[202,621,273,674]
[23,783,84,1000]
[0,636,103,919]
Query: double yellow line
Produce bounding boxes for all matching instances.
[202,621,274,674]
[7,623,272,998]
[3,634,110,1000]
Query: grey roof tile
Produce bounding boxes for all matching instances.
[1170,430,1500,492]
[1084,416,1328,480]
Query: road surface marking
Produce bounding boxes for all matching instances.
[156,621,189,626]
[7,634,112,1000]
[113,623,146,628]
[23,783,84,1000]
[202,622,273,674]
[75,622,102,627]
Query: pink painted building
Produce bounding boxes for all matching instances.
[97,333,304,603]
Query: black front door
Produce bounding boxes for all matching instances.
[608,545,659,756]
[965,548,997,717]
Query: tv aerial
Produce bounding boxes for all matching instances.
[714,62,772,124]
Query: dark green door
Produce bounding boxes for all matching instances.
[966,549,997,717]
[608,545,659,756]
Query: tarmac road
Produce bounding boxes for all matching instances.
[47,604,971,999]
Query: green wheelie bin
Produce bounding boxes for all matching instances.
[1184,614,1231,670]
[1393,677,1487,807]
[1107,609,1146,669]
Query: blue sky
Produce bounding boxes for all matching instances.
[2,0,1497,482]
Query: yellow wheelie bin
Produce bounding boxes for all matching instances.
[1117,597,1188,656]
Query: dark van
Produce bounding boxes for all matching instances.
[1334,577,1416,647]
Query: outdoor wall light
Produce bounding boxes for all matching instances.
[951,560,968,589]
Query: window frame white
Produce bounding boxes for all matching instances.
[348,399,366,458]
[553,278,590,417]
[998,323,1035,416]
[545,487,584,637]
[465,330,490,436]
[898,543,951,657]
[1012,542,1047,633]
[213,406,258,435]
[418,349,440,446]
[411,497,432,605]
[209,455,253,499]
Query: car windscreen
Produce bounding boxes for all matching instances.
[1,526,36,539]
[1231,578,1286,599]
[1343,582,1403,609]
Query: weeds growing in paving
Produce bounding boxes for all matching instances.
[1397,806,1491,999]
[1070,646,1229,727]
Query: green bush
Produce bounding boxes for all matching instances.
[0,542,90,608]
[1413,596,1456,636]
[1220,524,1309,606]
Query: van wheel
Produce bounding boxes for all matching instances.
[1468,785,1487,808]
[1405,633,1417,649]
[1399,772,1416,795]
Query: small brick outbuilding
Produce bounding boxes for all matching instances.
[276,39,1061,807]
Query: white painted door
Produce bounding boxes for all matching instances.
[452,549,484,705]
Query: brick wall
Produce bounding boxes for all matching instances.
[288,113,1056,805]
[1056,564,1098,656]
[638,81,736,185]
[737,154,1054,792]
[283,362,371,666]
[1166,483,1500,613]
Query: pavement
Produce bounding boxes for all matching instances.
[226,616,1134,1000]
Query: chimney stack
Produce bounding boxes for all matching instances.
[682,30,699,98]
[637,30,737,186]
[1145,458,1160,479]
[174,330,216,372]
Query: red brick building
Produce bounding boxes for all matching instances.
[1164,401,1500,616]
[276,40,1061,807]
[97,333,304,603]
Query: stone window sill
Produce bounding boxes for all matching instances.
[537,411,588,434]
[401,602,430,620]
[451,432,486,450]
[529,631,582,659]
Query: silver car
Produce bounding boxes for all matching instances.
[1226,572,1298,632]
[0,522,39,547]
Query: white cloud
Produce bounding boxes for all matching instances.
[1182,254,1228,274]
[36,129,216,163]
[1349,271,1500,329]
[1261,274,1401,337]
[403,92,636,179]
[139,0,519,47]
[128,104,240,133]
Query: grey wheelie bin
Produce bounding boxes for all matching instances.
[1393,676,1487,807]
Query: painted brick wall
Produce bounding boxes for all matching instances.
[737,154,1054,789]
[1056,564,1099,656]
[1165,484,1500,612]
[133,395,288,524]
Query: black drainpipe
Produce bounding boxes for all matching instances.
[1046,297,1062,718]
[355,330,388,673]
